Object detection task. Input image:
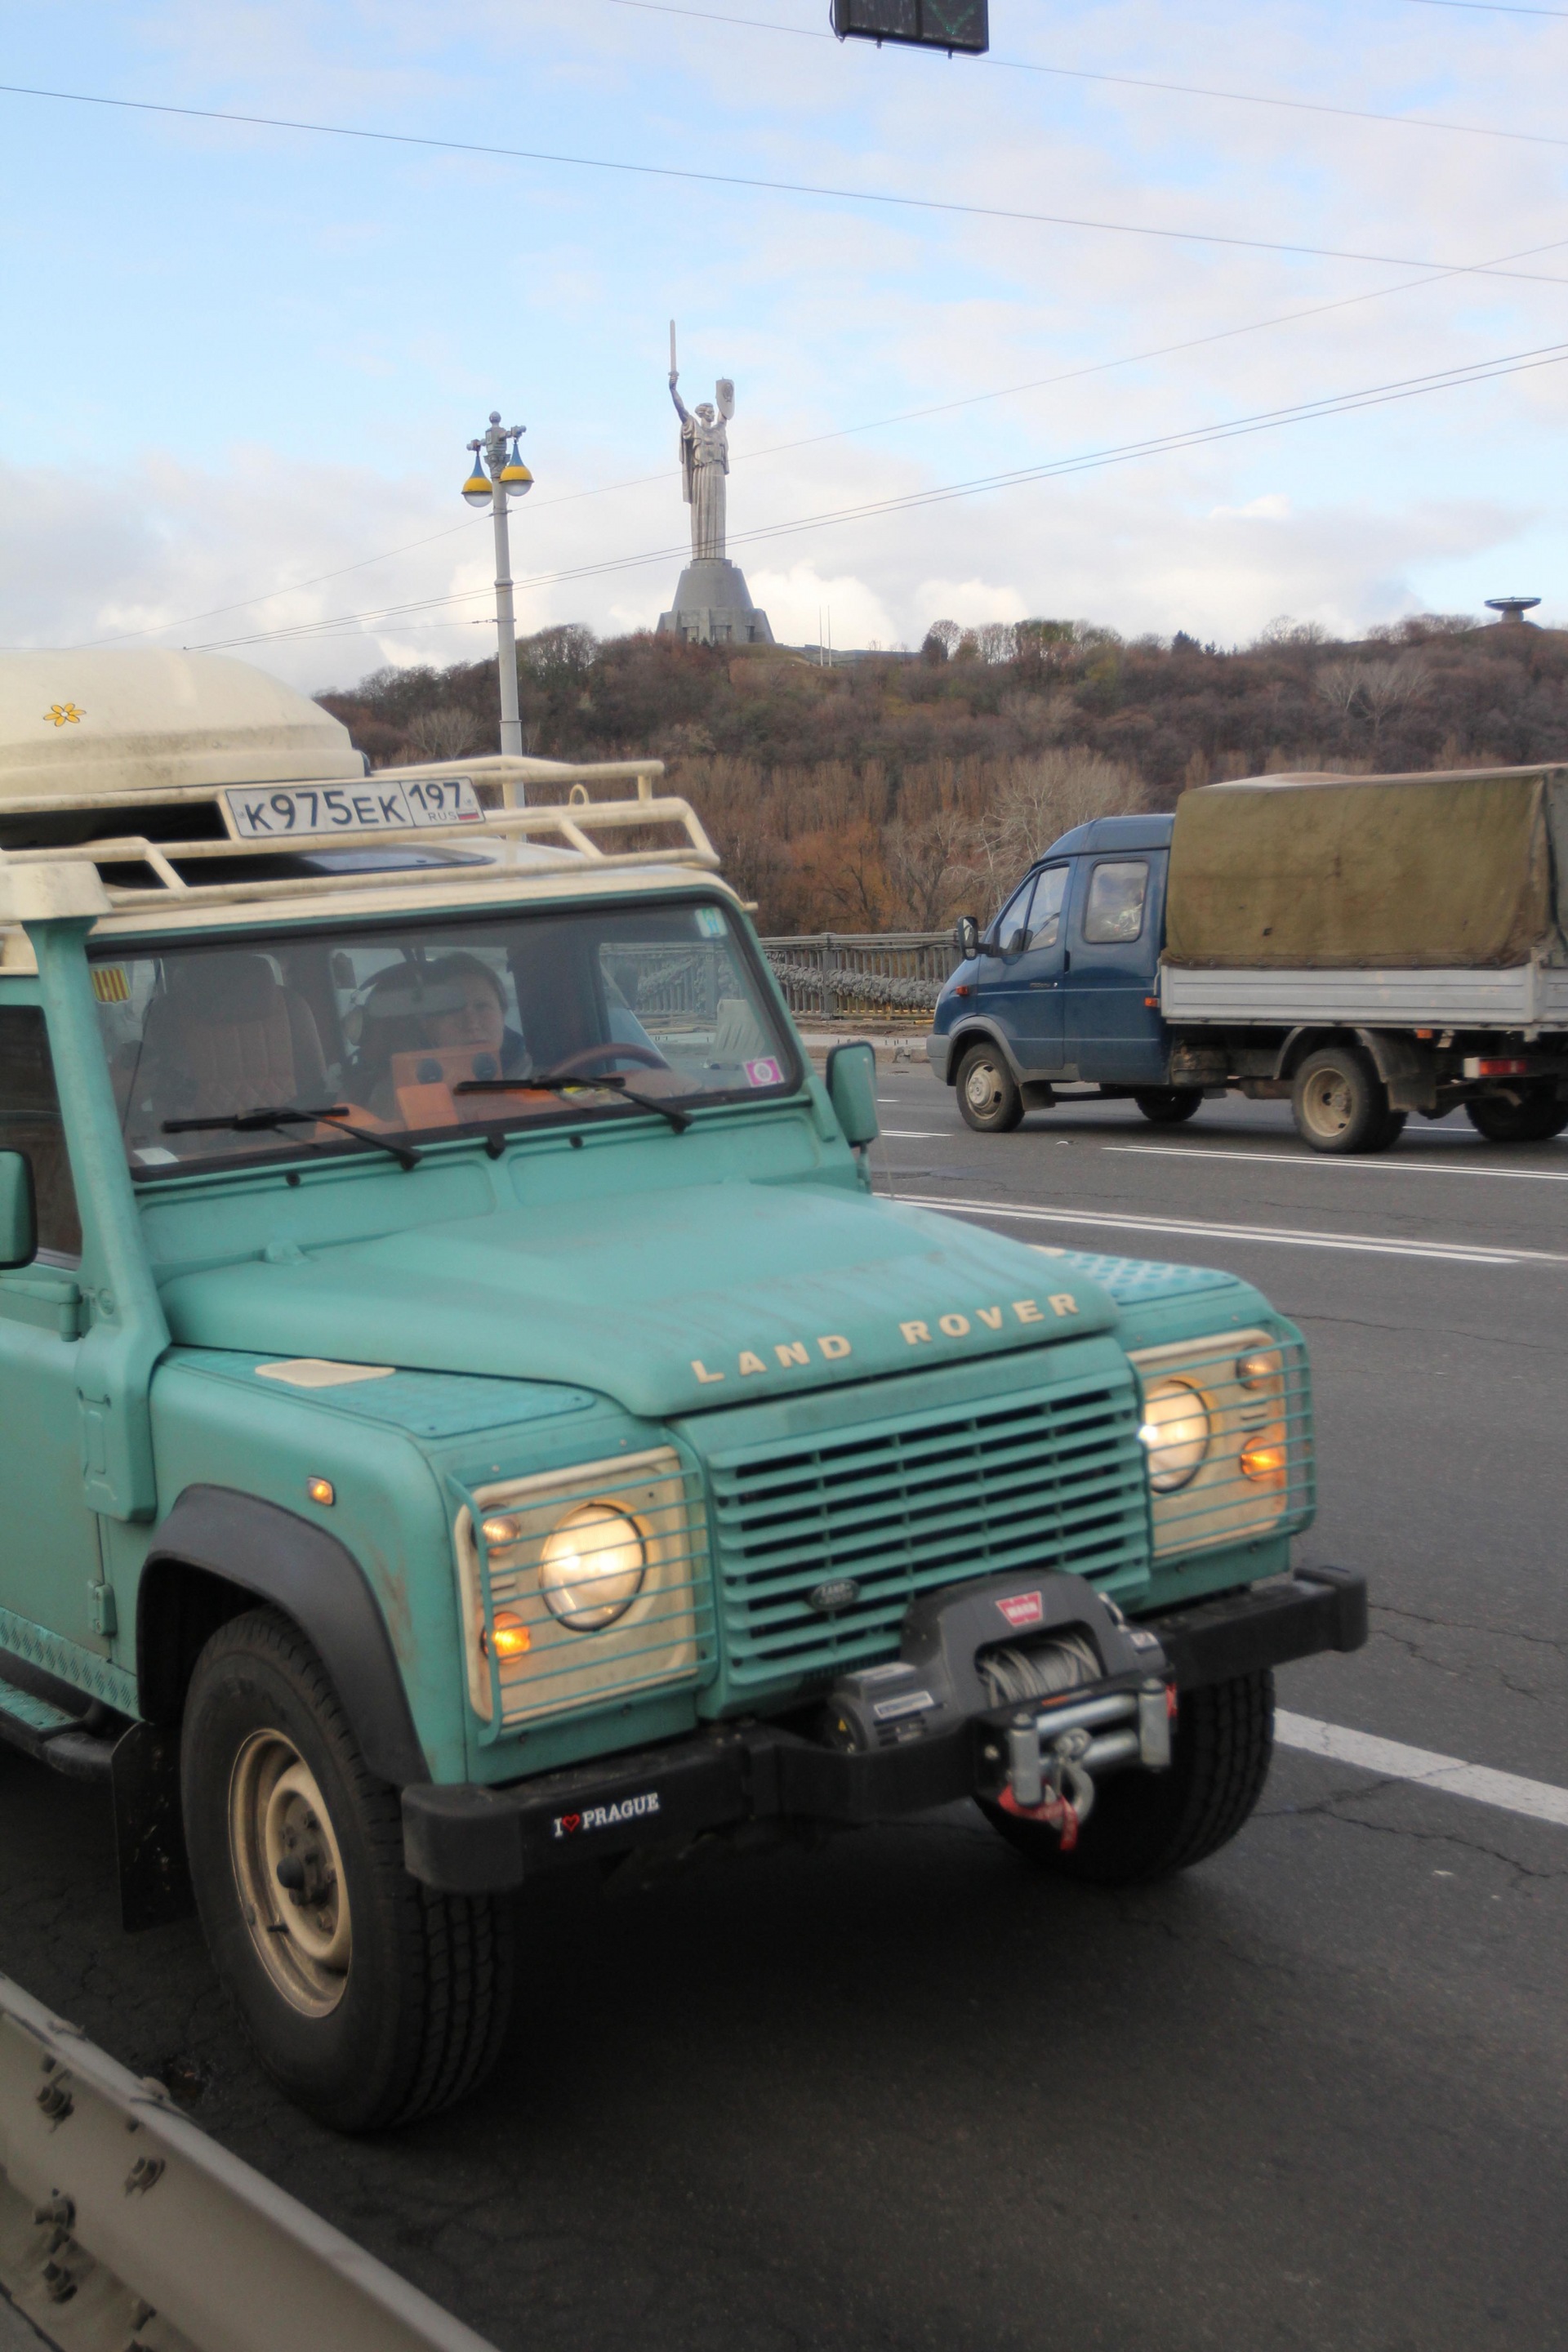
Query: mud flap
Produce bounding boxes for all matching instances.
[111,1719,194,1931]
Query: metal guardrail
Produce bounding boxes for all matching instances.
[0,1971,498,2352]
[760,933,958,1020]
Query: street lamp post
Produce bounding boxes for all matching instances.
[462,411,534,760]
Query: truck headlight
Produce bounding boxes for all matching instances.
[455,1447,708,1731]
[539,1503,647,1630]
[1129,1328,1312,1561]
[1139,1378,1210,1491]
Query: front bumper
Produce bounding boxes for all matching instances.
[925,1027,952,1080]
[403,1564,1366,1893]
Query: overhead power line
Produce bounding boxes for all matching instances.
[1403,0,1568,17]
[2,81,1567,285]
[183,334,1568,656]
[100,217,1568,653]
[606,0,1568,150]
[82,519,483,647]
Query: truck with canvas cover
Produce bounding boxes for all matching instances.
[0,651,1363,2129]
[929,765,1568,1151]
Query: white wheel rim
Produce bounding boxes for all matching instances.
[965,1058,1004,1116]
[229,1732,352,2016]
[1302,1067,1353,1138]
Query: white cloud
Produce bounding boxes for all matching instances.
[1,0,1563,702]
[911,577,1031,635]
[1209,494,1292,521]
[741,564,898,650]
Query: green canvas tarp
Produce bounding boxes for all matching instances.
[1165,766,1568,969]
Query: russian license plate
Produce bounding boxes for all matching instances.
[225,776,483,839]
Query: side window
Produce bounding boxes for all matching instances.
[991,877,1035,951]
[0,1009,81,1262]
[1026,866,1068,950]
[1083,861,1149,945]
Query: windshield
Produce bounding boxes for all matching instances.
[93,898,798,1178]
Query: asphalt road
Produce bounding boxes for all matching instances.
[2,1075,1565,2352]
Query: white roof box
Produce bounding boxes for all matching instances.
[0,650,363,804]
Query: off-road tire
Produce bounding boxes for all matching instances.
[956,1042,1025,1134]
[1134,1088,1202,1126]
[182,1607,514,2132]
[1291,1045,1393,1154]
[980,1668,1275,1886]
[1467,1092,1568,1144]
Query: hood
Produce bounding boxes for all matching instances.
[157,1182,1120,1419]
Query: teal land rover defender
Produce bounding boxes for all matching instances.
[0,651,1364,2129]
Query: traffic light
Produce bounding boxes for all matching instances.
[831,1,989,56]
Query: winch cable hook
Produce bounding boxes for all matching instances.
[999,1723,1096,1851]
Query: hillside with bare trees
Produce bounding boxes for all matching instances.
[317,612,1568,933]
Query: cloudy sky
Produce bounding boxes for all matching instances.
[2,0,1565,688]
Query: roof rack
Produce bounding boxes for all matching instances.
[0,756,721,913]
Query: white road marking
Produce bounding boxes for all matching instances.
[1276,1712,1568,1830]
[896,1191,1568,1267]
[880,1128,947,1138]
[1109,1143,1568,1184]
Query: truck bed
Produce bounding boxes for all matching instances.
[1159,960,1568,1032]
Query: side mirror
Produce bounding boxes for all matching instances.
[0,1152,37,1270]
[953,914,980,960]
[825,1040,879,1147]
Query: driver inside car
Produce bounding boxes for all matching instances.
[350,950,663,1126]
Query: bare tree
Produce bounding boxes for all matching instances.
[882,807,981,929]
[972,750,1143,898]
[1315,655,1430,743]
[1257,616,1327,648]
[973,621,1018,666]
[922,619,962,661]
[1358,656,1430,742]
[402,706,480,762]
[1314,662,1364,719]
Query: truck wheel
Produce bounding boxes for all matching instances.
[1291,1045,1391,1154]
[956,1043,1024,1133]
[979,1669,1275,1886]
[181,1608,514,2132]
[1134,1088,1202,1125]
[1467,1093,1568,1143]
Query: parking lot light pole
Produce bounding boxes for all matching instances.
[462,412,533,759]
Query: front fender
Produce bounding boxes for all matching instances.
[941,1020,1024,1085]
[139,1485,428,1786]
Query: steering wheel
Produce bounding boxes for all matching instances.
[546,1041,670,1077]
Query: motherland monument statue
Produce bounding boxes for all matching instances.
[657,323,773,647]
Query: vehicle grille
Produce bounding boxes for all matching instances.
[704,1370,1148,1688]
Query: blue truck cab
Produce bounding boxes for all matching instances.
[929,815,1192,1130]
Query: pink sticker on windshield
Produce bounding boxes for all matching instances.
[745,1057,783,1087]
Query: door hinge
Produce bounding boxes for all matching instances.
[87,1581,118,1638]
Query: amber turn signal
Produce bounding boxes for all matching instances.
[306,1476,335,1506]
[482,1609,532,1659]
[1239,1433,1287,1484]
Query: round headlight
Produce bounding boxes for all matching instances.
[1139,1377,1210,1491]
[539,1503,646,1631]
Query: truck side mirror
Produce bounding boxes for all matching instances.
[0,1152,38,1270]
[953,914,979,960]
[826,1040,880,1147]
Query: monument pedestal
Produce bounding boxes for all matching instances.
[657,558,773,647]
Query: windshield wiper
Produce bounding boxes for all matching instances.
[454,1073,692,1134]
[162,1104,423,1171]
